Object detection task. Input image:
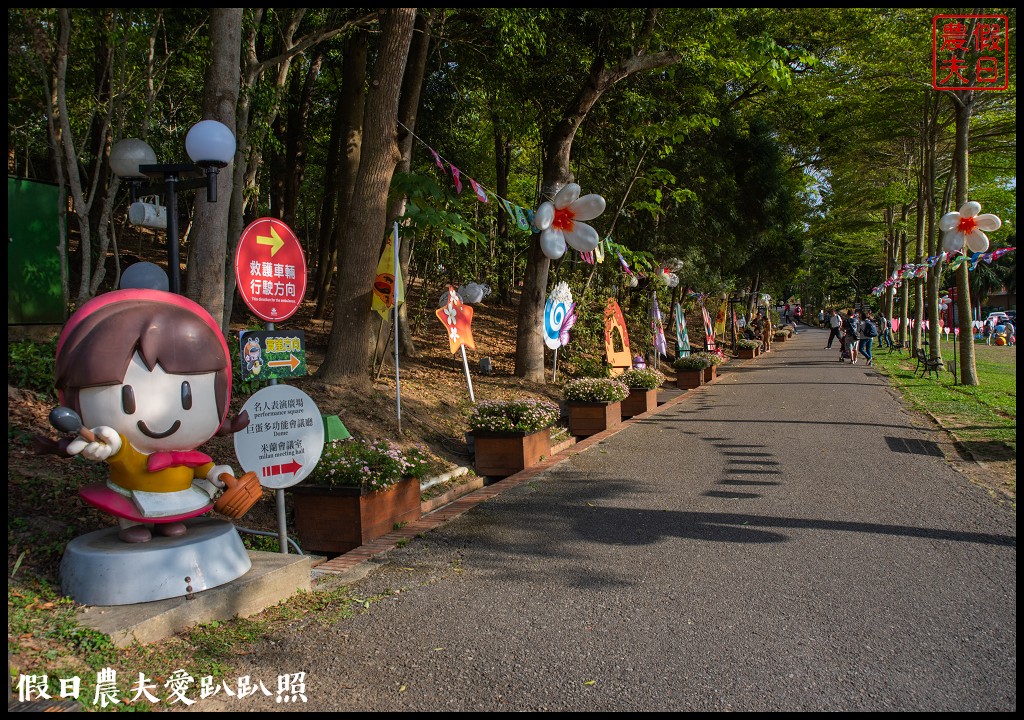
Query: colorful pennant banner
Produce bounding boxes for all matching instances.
[871,246,1015,296]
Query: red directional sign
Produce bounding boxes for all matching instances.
[261,458,303,480]
[235,217,307,322]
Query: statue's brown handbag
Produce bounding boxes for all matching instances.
[214,471,263,519]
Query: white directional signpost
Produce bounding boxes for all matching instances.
[234,217,311,553]
[233,385,323,490]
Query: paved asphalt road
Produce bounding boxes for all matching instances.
[198,326,1016,712]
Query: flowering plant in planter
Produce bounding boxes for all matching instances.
[307,437,433,492]
[774,330,789,340]
[673,354,711,371]
[564,377,629,403]
[619,368,665,390]
[737,339,762,350]
[468,398,560,435]
[691,351,724,367]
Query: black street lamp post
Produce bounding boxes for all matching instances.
[110,120,235,294]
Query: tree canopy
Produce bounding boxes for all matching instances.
[7,7,1016,384]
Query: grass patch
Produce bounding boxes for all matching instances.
[8,572,380,710]
[872,341,1016,498]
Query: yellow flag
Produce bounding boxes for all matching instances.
[714,296,728,339]
[371,236,405,319]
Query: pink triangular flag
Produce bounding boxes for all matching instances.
[430,149,445,172]
[468,177,488,203]
[449,164,463,194]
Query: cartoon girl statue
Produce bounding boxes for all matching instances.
[50,289,254,543]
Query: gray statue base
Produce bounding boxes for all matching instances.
[60,518,252,606]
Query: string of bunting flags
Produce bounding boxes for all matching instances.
[401,121,688,287]
[870,246,1015,297]
[399,121,536,233]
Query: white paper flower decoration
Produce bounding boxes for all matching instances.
[655,267,680,288]
[532,183,606,260]
[939,201,1001,254]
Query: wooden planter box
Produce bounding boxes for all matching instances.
[702,365,717,384]
[675,369,705,389]
[621,388,658,419]
[290,476,422,555]
[736,347,758,359]
[473,427,551,478]
[567,401,622,437]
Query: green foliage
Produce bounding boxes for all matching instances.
[8,576,118,671]
[240,532,282,553]
[571,353,611,378]
[391,173,489,247]
[874,345,1016,453]
[7,337,58,397]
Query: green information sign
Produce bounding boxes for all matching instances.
[239,330,307,383]
[8,178,65,324]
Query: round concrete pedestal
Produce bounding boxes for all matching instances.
[60,518,251,606]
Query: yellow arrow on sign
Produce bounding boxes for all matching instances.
[256,226,284,256]
[267,354,301,371]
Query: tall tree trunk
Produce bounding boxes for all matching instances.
[311,68,347,308]
[222,10,377,331]
[186,8,242,327]
[748,272,760,318]
[924,90,942,358]
[952,88,978,385]
[316,8,416,387]
[514,23,680,380]
[280,49,324,227]
[898,229,909,346]
[313,29,367,321]
[882,208,894,321]
[913,198,925,355]
[384,9,435,359]
[492,110,512,306]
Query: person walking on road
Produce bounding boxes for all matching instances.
[818,308,825,327]
[858,310,877,366]
[842,309,860,364]
[825,309,843,350]
[877,311,894,349]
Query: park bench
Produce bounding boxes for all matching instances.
[888,340,910,354]
[914,347,943,378]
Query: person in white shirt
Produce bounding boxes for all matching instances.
[825,309,843,350]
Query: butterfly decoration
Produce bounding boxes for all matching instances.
[558,303,578,347]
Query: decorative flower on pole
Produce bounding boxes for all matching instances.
[532,183,606,260]
[543,282,576,350]
[939,201,1001,254]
